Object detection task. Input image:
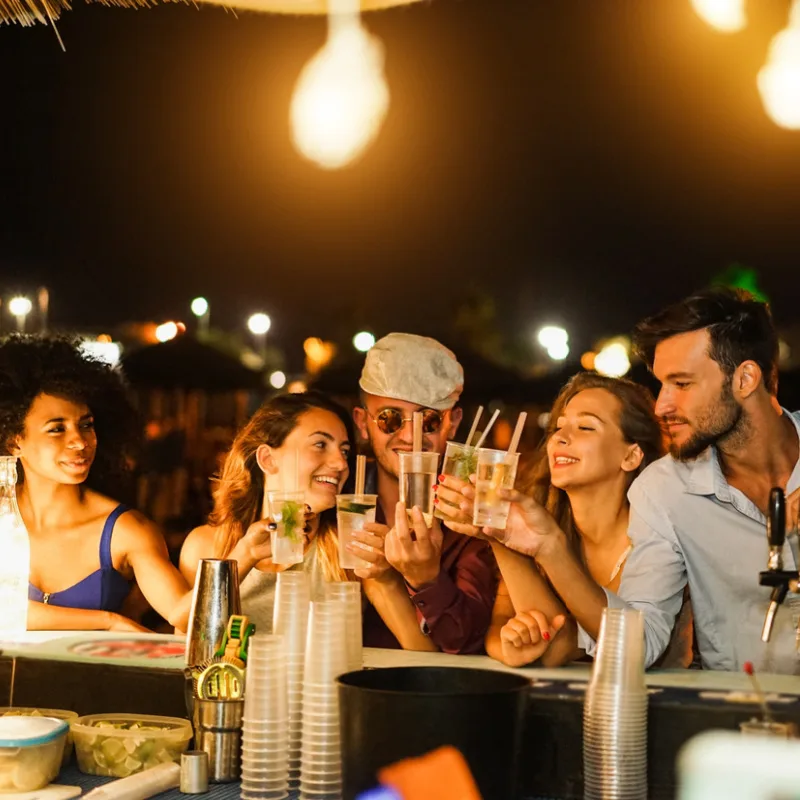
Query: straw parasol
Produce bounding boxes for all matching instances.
[2,0,424,28]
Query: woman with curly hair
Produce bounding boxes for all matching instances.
[0,334,201,631]
[438,372,692,667]
[179,391,355,633]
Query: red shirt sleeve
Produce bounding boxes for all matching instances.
[407,531,497,655]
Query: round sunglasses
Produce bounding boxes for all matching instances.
[365,407,445,435]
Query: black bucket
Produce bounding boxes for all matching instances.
[338,666,530,800]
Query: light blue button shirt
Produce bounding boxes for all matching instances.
[585,409,800,674]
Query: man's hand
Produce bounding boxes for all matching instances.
[350,522,394,581]
[435,475,482,537]
[499,610,566,668]
[385,502,443,589]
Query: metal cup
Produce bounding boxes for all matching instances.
[185,559,241,716]
[193,698,244,783]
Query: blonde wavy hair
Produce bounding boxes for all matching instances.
[209,391,355,582]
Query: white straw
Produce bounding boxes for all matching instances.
[507,412,528,455]
[465,405,484,448]
[473,409,501,450]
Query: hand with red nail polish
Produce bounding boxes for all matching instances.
[497,610,567,668]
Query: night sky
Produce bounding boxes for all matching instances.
[2,0,800,366]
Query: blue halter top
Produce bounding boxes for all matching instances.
[28,504,132,612]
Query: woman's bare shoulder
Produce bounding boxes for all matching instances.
[179,525,219,570]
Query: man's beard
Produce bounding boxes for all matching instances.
[668,381,744,461]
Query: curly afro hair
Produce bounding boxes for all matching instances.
[0,334,141,497]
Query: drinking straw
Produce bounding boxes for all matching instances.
[464,405,484,448]
[507,412,528,455]
[473,409,501,450]
[412,411,423,452]
[355,455,367,496]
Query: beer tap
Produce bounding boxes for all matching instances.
[759,488,798,643]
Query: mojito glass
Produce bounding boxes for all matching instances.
[268,490,305,565]
[336,494,378,570]
[473,449,520,530]
[399,452,440,527]
[433,441,478,521]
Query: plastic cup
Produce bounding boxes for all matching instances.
[434,441,478,520]
[398,452,440,526]
[336,495,378,570]
[268,491,306,565]
[472,448,520,529]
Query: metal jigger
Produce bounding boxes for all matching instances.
[184,559,241,717]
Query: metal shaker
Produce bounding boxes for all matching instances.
[192,698,245,783]
[184,559,241,716]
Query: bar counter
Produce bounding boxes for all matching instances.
[2,632,800,799]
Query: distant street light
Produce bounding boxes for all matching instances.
[537,325,570,361]
[353,331,376,353]
[270,370,287,390]
[191,297,210,336]
[247,312,272,360]
[155,321,179,342]
[9,296,32,333]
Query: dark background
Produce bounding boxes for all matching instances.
[2,0,799,367]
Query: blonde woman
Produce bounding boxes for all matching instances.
[179,392,354,632]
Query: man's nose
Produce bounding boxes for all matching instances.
[655,388,675,418]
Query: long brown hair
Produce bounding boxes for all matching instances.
[209,391,355,582]
[519,372,664,557]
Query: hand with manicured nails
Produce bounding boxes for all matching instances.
[349,522,394,581]
[385,502,443,590]
[435,474,482,537]
[499,610,567,668]
[233,518,276,565]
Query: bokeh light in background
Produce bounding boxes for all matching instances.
[191,296,209,317]
[247,313,272,335]
[690,0,747,33]
[269,370,287,389]
[758,2,800,130]
[594,342,632,378]
[353,331,376,352]
[537,326,570,361]
[155,321,179,342]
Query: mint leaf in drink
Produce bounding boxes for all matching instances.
[281,500,302,543]
[341,502,374,515]
[452,450,478,480]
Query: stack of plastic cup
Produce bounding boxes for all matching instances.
[583,608,648,800]
[273,571,311,789]
[299,599,348,800]
[325,581,363,673]
[241,634,289,800]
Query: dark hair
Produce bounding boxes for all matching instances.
[632,287,779,394]
[519,372,664,556]
[0,334,140,497]
[209,391,355,577]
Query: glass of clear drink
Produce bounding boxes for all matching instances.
[268,490,306,565]
[433,442,478,521]
[336,494,378,570]
[473,449,520,530]
[398,452,440,526]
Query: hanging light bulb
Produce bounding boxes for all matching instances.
[690,0,747,33]
[290,0,390,169]
[758,1,800,130]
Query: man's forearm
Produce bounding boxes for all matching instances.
[537,542,608,640]
[362,574,438,652]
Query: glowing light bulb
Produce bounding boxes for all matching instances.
[291,19,389,170]
[758,2,800,130]
[353,331,376,352]
[690,0,747,33]
[270,370,287,389]
[155,322,179,342]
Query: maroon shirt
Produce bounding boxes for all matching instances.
[362,520,498,655]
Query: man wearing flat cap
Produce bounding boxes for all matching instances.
[349,333,496,654]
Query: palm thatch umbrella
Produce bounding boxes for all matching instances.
[2,0,424,28]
